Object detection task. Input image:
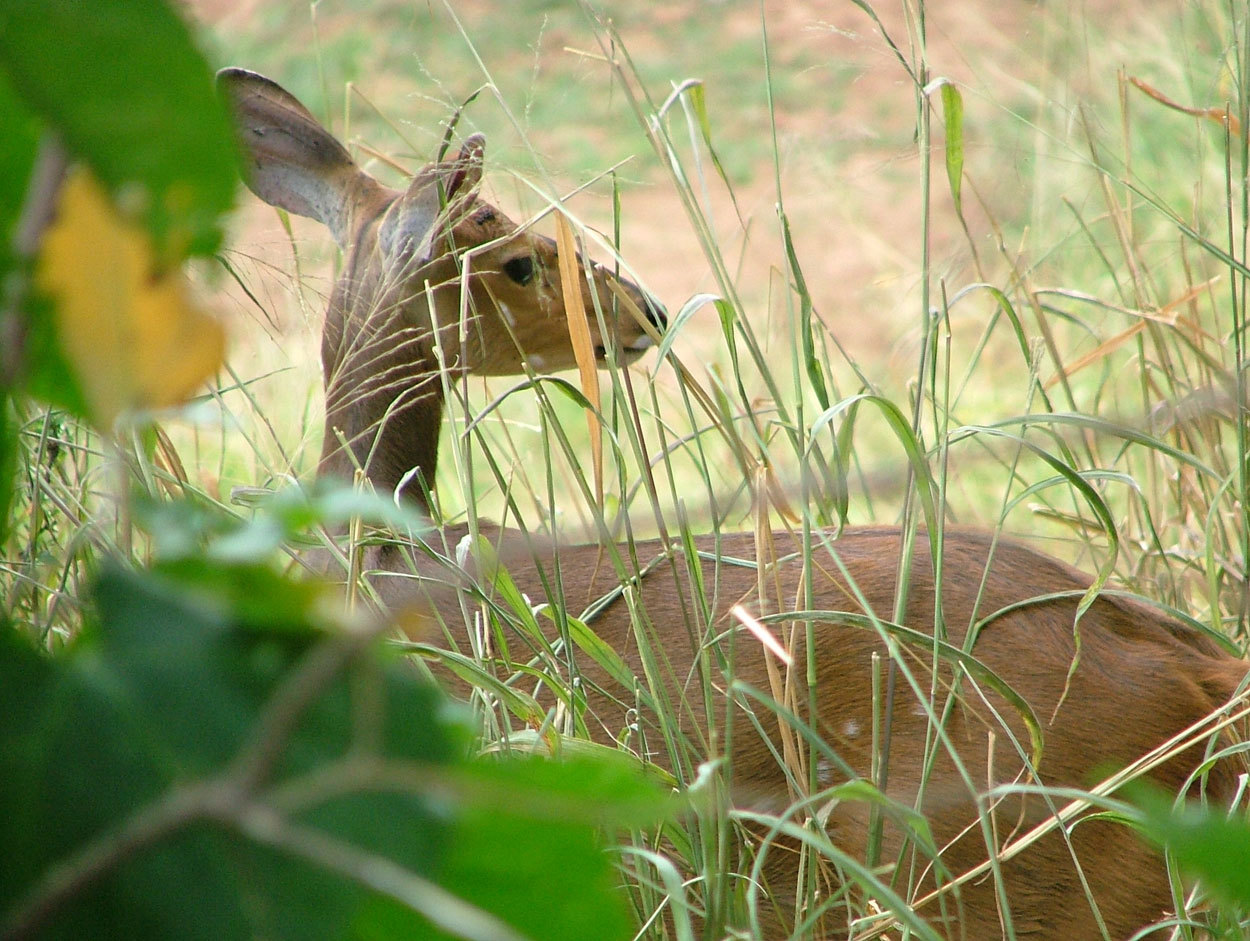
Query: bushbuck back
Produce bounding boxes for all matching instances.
[220,67,1249,940]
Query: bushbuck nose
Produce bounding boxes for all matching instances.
[643,295,668,333]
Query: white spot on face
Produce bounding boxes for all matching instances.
[529,354,547,371]
[499,302,517,327]
[842,719,861,739]
[629,334,655,352]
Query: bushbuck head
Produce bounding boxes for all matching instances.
[217,67,665,499]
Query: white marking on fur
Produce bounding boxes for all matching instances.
[817,758,835,786]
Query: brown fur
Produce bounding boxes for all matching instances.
[220,68,1248,940]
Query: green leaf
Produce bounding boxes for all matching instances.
[469,375,594,428]
[557,610,636,692]
[656,292,717,363]
[938,80,965,215]
[135,483,435,565]
[12,290,90,419]
[779,206,829,410]
[0,0,237,258]
[0,598,255,940]
[0,67,39,276]
[0,388,13,545]
[0,560,662,940]
[436,757,669,941]
[409,643,548,725]
[0,73,90,420]
[713,297,742,380]
[808,393,940,538]
[684,82,745,224]
[0,564,454,939]
[1125,782,1250,912]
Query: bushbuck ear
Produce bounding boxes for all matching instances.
[217,67,374,248]
[378,134,488,268]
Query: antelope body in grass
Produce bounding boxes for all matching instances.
[220,67,1248,941]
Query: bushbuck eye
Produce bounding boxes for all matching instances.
[502,256,535,285]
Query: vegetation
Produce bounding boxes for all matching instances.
[3,0,1250,938]
[0,3,664,940]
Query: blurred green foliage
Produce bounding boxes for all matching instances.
[0,3,666,938]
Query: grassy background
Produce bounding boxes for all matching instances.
[173,0,1248,636]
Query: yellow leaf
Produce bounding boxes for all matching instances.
[554,213,602,503]
[36,170,225,429]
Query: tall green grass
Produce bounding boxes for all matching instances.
[6,0,1250,936]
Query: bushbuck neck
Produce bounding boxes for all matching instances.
[220,67,1249,940]
[218,67,663,509]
